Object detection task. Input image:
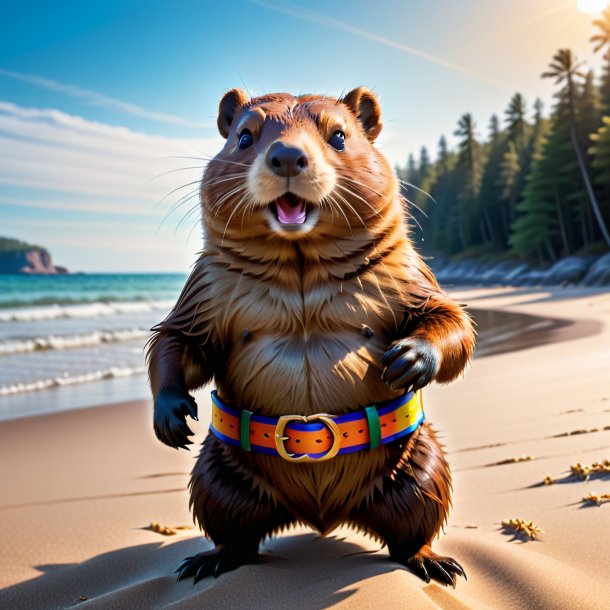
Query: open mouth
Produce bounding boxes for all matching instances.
[270,192,307,225]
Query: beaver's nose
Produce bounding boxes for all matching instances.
[265,142,309,177]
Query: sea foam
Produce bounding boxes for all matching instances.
[0,366,147,397]
[0,328,151,355]
[0,300,174,322]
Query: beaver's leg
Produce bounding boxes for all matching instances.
[348,424,465,587]
[176,433,295,582]
[147,332,215,449]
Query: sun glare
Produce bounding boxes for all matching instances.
[577,0,609,14]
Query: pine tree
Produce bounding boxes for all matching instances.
[533,98,544,124]
[419,146,431,183]
[422,136,459,255]
[505,93,529,148]
[406,153,418,185]
[489,114,501,143]
[454,114,485,249]
[499,141,520,205]
[477,115,508,246]
[510,130,561,262]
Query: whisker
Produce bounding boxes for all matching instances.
[154,189,200,235]
[147,165,204,183]
[398,179,436,203]
[187,218,202,244]
[221,195,250,246]
[340,176,385,199]
[403,196,429,220]
[335,182,382,220]
[209,184,249,216]
[188,150,253,168]
[327,194,354,236]
[332,189,367,229]
[210,185,250,226]
[175,201,201,237]
[150,179,202,215]
[320,195,335,225]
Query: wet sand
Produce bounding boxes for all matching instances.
[1,286,609,609]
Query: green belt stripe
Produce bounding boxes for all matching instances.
[365,405,381,450]
[240,410,253,452]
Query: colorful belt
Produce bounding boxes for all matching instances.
[210,389,424,463]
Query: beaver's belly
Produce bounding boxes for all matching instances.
[219,330,402,416]
[249,443,391,533]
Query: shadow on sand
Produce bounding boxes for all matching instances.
[0,532,414,610]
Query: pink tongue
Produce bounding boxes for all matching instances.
[276,196,306,224]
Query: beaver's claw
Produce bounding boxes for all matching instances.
[404,553,466,588]
[176,545,260,583]
[153,389,198,449]
[395,545,466,588]
[381,337,440,392]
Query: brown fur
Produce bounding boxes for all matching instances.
[147,87,475,584]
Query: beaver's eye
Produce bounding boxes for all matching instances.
[238,129,253,150]
[329,130,345,151]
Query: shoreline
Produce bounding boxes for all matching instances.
[1,286,609,609]
[1,285,607,424]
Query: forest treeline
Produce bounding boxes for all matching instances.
[399,9,610,265]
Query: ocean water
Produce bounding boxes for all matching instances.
[0,274,570,421]
[0,274,186,420]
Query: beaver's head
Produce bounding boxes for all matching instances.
[202,87,400,244]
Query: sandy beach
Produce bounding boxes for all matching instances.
[1,286,609,609]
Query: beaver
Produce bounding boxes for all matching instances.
[147,87,475,587]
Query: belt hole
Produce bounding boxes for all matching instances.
[296,439,301,443]
[381,423,387,427]
[343,432,348,438]
[316,439,322,443]
[229,424,234,429]
[220,418,223,422]
[358,429,363,434]
[264,432,269,438]
[392,418,396,422]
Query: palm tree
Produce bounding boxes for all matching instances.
[542,49,610,249]
[591,7,610,54]
[591,6,610,112]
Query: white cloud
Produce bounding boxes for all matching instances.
[0,101,224,216]
[0,101,226,271]
[0,67,213,128]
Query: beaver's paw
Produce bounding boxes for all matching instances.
[153,389,197,450]
[399,545,466,588]
[381,337,440,392]
[176,545,260,583]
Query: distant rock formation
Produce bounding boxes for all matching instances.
[0,237,68,275]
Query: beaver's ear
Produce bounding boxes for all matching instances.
[217,88,250,139]
[341,87,383,142]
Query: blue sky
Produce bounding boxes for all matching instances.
[0,0,606,271]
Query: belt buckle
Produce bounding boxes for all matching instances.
[275,413,341,462]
